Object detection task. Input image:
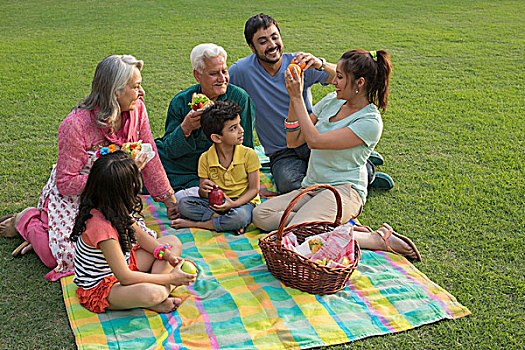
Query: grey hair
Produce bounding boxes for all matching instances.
[78,55,143,129]
[190,43,227,73]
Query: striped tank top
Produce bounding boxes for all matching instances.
[73,236,130,289]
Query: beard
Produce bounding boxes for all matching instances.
[255,45,282,64]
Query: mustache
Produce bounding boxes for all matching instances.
[265,45,281,55]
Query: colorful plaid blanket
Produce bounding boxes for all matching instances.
[62,172,470,349]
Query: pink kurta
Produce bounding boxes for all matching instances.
[16,97,173,281]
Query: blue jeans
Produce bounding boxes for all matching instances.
[177,196,255,232]
[269,143,310,194]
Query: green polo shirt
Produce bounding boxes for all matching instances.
[155,84,255,192]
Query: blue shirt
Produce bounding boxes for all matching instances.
[302,92,383,204]
[229,53,328,155]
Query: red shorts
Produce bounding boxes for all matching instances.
[76,245,140,313]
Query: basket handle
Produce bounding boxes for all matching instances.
[276,184,343,244]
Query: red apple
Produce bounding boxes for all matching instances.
[209,187,224,206]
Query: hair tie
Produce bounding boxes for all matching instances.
[95,144,118,158]
[369,51,377,61]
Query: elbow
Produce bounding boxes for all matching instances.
[116,273,135,286]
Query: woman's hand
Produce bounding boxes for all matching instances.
[285,67,304,99]
[134,152,148,171]
[163,195,179,220]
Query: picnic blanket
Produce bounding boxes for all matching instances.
[62,168,470,349]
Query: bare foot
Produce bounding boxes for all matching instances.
[235,227,245,235]
[376,223,421,260]
[170,218,193,229]
[259,189,279,199]
[147,297,182,313]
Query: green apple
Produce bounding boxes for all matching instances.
[181,261,197,274]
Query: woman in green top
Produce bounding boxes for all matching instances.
[252,49,421,260]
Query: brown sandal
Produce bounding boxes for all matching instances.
[0,213,19,238]
[376,223,422,261]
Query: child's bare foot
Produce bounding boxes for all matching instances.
[170,218,193,229]
[376,223,422,261]
[147,297,182,313]
[235,227,245,235]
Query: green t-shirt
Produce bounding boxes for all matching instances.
[302,92,383,204]
[155,84,255,192]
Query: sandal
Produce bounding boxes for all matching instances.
[376,223,422,261]
[0,213,19,238]
[12,241,32,257]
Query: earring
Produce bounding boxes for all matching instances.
[355,90,359,94]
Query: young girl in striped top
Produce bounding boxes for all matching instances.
[70,151,196,314]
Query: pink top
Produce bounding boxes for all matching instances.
[55,97,173,201]
[82,209,120,248]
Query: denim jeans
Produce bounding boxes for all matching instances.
[177,196,255,232]
[269,143,310,194]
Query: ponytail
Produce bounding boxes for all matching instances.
[339,49,392,111]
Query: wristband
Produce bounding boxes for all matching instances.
[153,244,172,260]
[284,125,301,132]
[284,119,300,128]
[316,57,326,71]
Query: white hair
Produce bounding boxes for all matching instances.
[78,55,143,129]
[190,43,227,73]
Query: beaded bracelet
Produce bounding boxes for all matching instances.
[153,244,172,260]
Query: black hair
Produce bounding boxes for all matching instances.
[70,150,143,253]
[339,49,392,111]
[244,13,280,47]
[201,101,242,140]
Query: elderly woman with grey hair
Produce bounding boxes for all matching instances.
[155,43,256,201]
[0,55,178,280]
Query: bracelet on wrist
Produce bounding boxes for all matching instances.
[316,57,326,71]
[153,244,172,260]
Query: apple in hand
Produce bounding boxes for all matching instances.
[181,260,198,274]
[208,186,225,206]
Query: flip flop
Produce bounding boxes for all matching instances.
[369,172,395,190]
[376,223,422,261]
[0,213,19,238]
[11,241,31,257]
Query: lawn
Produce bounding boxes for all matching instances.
[0,0,523,349]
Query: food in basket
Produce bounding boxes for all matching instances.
[309,238,323,253]
[188,93,214,111]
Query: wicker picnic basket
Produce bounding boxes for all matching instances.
[259,184,361,295]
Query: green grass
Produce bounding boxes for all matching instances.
[1,0,524,348]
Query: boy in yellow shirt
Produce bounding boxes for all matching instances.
[171,102,260,235]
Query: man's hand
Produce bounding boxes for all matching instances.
[180,109,204,138]
[293,52,323,71]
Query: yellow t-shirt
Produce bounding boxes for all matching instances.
[198,144,261,205]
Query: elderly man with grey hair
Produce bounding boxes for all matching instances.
[155,43,255,200]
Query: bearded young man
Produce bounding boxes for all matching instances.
[229,13,393,193]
